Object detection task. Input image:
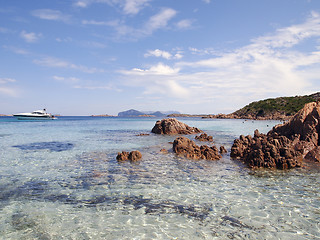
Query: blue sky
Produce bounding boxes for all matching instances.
[1,0,320,115]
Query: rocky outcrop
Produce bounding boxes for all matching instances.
[231,101,320,169]
[230,130,302,169]
[152,118,202,135]
[116,150,142,162]
[195,133,213,142]
[173,136,221,160]
[272,101,320,146]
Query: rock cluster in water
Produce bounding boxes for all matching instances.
[231,101,320,169]
[195,133,213,142]
[116,150,142,162]
[173,136,221,160]
[151,118,202,135]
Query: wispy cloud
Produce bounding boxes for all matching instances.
[123,0,151,15]
[82,7,177,39]
[31,9,71,23]
[74,0,150,15]
[53,75,121,91]
[20,30,42,43]
[175,19,194,30]
[34,57,104,73]
[82,19,119,27]
[53,76,80,84]
[3,45,30,55]
[143,8,176,34]
[0,27,9,33]
[120,63,189,97]
[0,77,19,97]
[120,12,320,112]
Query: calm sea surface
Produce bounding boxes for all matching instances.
[0,116,319,239]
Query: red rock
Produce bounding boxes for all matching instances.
[152,118,202,135]
[116,151,130,161]
[195,133,213,142]
[220,146,227,154]
[231,101,320,169]
[305,146,320,162]
[128,150,142,161]
[173,136,221,160]
[116,150,142,162]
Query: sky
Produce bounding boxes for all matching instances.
[1,0,320,116]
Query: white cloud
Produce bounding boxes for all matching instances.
[34,57,104,73]
[144,8,176,34]
[53,76,80,83]
[144,49,184,60]
[74,0,150,15]
[53,75,120,91]
[87,7,177,39]
[31,9,71,22]
[122,62,180,75]
[82,19,119,27]
[0,78,16,84]
[3,45,29,55]
[20,30,42,43]
[144,49,172,59]
[120,63,189,98]
[119,12,320,113]
[203,0,211,3]
[0,78,19,97]
[123,0,150,15]
[176,19,193,29]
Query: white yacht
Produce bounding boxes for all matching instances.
[13,109,56,120]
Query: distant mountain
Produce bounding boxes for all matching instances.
[118,109,145,117]
[117,109,180,117]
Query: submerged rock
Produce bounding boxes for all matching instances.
[231,101,320,169]
[151,118,202,135]
[173,136,221,160]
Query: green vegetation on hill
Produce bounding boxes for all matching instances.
[233,92,320,118]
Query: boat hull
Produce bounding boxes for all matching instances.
[13,115,56,120]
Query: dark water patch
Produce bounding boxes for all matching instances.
[221,216,257,230]
[11,212,37,231]
[121,196,212,221]
[11,212,51,240]
[12,141,74,152]
[0,133,11,138]
[0,180,49,202]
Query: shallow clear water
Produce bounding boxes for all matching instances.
[0,116,319,239]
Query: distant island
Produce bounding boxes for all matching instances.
[117,109,180,118]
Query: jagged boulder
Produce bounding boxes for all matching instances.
[195,133,213,142]
[152,118,202,135]
[173,136,221,160]
[230,131,302,169]
[116,151,130,161]
[231,101,320,169]
[220,146,227,154]
[272,101,320,146]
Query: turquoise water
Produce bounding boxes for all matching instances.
[0,117,319,239]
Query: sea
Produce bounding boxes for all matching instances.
[0,116,319,240]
